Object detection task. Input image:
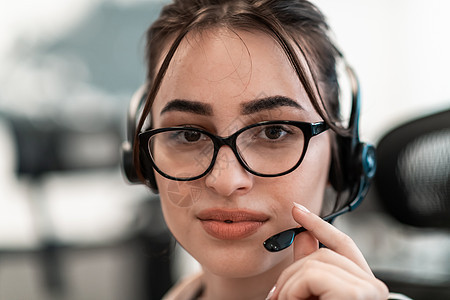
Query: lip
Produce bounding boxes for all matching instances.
[197,208,269,240]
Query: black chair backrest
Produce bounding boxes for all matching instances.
[3,113,122,178]
[374,108,450,229]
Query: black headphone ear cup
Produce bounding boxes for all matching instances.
[121,140,140,183]
[329,135,377,192]
[121,84,159,193]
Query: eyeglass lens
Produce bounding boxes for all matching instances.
[148,124,306,179]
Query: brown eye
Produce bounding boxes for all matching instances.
[183,130,202,142]
[263,126,286,140]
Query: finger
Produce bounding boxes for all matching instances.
[293,230,318,261]
[292,202,372,273]
[267,233,316,296]
[279,213,319,286]
[304,248,374,280]
[272,248,376,300]
[275,204,369,293]
[276,261,386,300]
[279,262,359,300]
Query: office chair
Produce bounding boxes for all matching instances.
[374,108,450,228]
[373,107,450,300]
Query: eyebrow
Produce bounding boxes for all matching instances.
[160,99,213,116]
[240,95,303,115]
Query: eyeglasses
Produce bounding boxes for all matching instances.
[139,120,329,181]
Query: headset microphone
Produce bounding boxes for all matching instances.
[263,65,377,252]
[263,167,374,252]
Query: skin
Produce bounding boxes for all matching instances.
[150,28,388,300]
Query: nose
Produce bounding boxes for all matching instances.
[205,146,253,197]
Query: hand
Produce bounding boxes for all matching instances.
[268,202,389,300]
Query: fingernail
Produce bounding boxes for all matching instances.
[293,202,310,213]
[265,285,276,300]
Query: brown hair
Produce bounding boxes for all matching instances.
[134,0,349,195]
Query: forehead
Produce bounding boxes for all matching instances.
[152,28,316,116]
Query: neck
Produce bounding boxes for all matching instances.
[200,257,292,300]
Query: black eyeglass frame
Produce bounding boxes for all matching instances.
[138,120,329,181]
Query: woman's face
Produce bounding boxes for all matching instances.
[151,28,331,277]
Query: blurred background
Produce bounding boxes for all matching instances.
[0,0,448,299]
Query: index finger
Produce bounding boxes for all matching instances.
[292,202,372,273]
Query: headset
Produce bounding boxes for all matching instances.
[121,62,377,252]
[121,84,148,185]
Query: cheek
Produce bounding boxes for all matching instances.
[266,136,331,215]
[156,173,204,208]
[299,136,332,212]
[155,175,194,241]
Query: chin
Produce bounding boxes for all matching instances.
[194,241,292,278]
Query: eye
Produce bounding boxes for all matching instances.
[260,125,290,140]
[170,129,208,144]
[183,130,202,142]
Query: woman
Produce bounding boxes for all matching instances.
[129,0,392,299]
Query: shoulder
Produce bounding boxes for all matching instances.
[162,272,204,300]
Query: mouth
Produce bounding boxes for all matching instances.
[197,209,269,240]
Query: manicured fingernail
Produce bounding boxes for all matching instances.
[293,202,310,213]
[265,285,276,300]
